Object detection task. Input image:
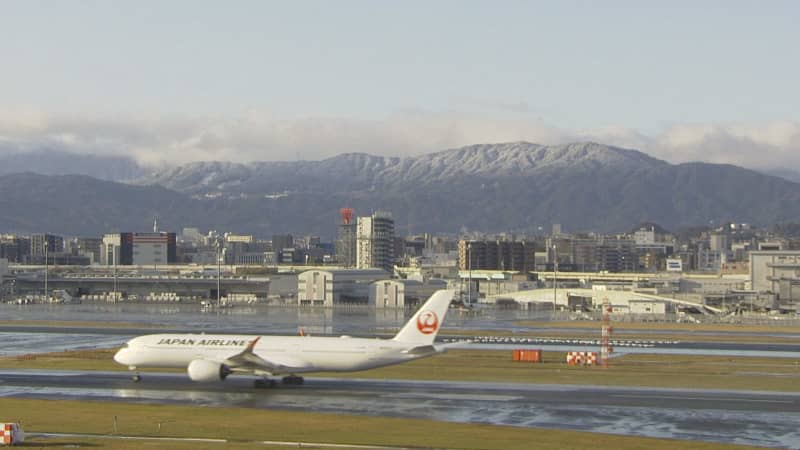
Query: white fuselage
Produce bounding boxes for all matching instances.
[114,333,428,374]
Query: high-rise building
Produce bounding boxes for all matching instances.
[71,237,103,264]
[272,234,294,264]
[336,207,357,268]
[0,257,7,292]
[458,239,535,272]
[102,233,133,265]
[0,235,30,263]
[356,211,395,273]
[31,234,64,257]
[336,223,356,267]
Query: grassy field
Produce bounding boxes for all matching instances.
[2,348,799,391]
[2,398,764,450]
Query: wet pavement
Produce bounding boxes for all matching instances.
[2,303,800,448]
[1,370,798,449]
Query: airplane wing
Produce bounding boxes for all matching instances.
[402,344,438,355]
[403,341,470,356]
[223,337,314,375]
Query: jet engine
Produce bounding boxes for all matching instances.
[187,359,232,382]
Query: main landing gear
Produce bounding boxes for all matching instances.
[254,378,277,388]
[282,375,304,385]
[253,375,305,388]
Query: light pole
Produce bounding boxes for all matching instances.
[44,240,48,302]
[552,242,558,314]
[113,244,117,303]
[217,242,221,307]
[467,242,472,304]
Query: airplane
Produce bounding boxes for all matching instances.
[113,289,456,387]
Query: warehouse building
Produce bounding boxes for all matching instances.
[297,269,389,306]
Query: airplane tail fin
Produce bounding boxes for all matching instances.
[393,290,455,345]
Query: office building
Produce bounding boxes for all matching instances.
[750,250,800,309]
[458,239,535,272]
[70,237,103,264]
[31,234,64,258]
[103,232,176,266]
[337,223,356,267]
[356,211,395,273]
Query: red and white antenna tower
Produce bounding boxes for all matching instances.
[600,297,613,367]
[340,208,354,225]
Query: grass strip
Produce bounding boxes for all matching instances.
[1,398,763,450]
[2,348,799,392]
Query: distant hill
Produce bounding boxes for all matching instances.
[0,149,146,181]
[764,168,800,184]
[2,142,800,237]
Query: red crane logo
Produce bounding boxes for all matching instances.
[416,310,439,334]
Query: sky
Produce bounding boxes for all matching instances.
[0,0,798,169]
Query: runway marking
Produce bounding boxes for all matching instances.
[611,394,794,404]
[262,439,415,449]
[32,432,445,449]
[34,432,225,443]
[382,393,522,402]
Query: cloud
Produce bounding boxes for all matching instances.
[646,122,800,169]
[0,109,798,171]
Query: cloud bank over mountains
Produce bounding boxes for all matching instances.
[0,109,798,171]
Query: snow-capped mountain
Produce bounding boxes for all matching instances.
[2,141,800,236]
[136,142,667,195]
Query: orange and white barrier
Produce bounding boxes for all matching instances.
[2,423,24,446]
[512,349,542,362]
[566,351,598,366]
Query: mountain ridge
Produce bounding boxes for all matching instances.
[0,148,147,181]
[1,142,799,236]
[137,142,669,194]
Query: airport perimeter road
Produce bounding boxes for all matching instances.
[0,369,798,448]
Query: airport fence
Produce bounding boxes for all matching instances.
[556,310,800,327]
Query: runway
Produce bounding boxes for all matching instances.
[1,369,799,448]
[4,328,800,359]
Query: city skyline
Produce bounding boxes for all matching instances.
[0,1,798,169]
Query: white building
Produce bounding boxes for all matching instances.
[132,233,170,266]
[633,227,656,245]
[368,279,447,308]
[369,279,407,308]
[180,227,205,245]
[750,250,800,307]
[628,299,667,315]
[666,258,683,272]
[297,269,388,306]
[225,234,254,244]
[101,234,122,265]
